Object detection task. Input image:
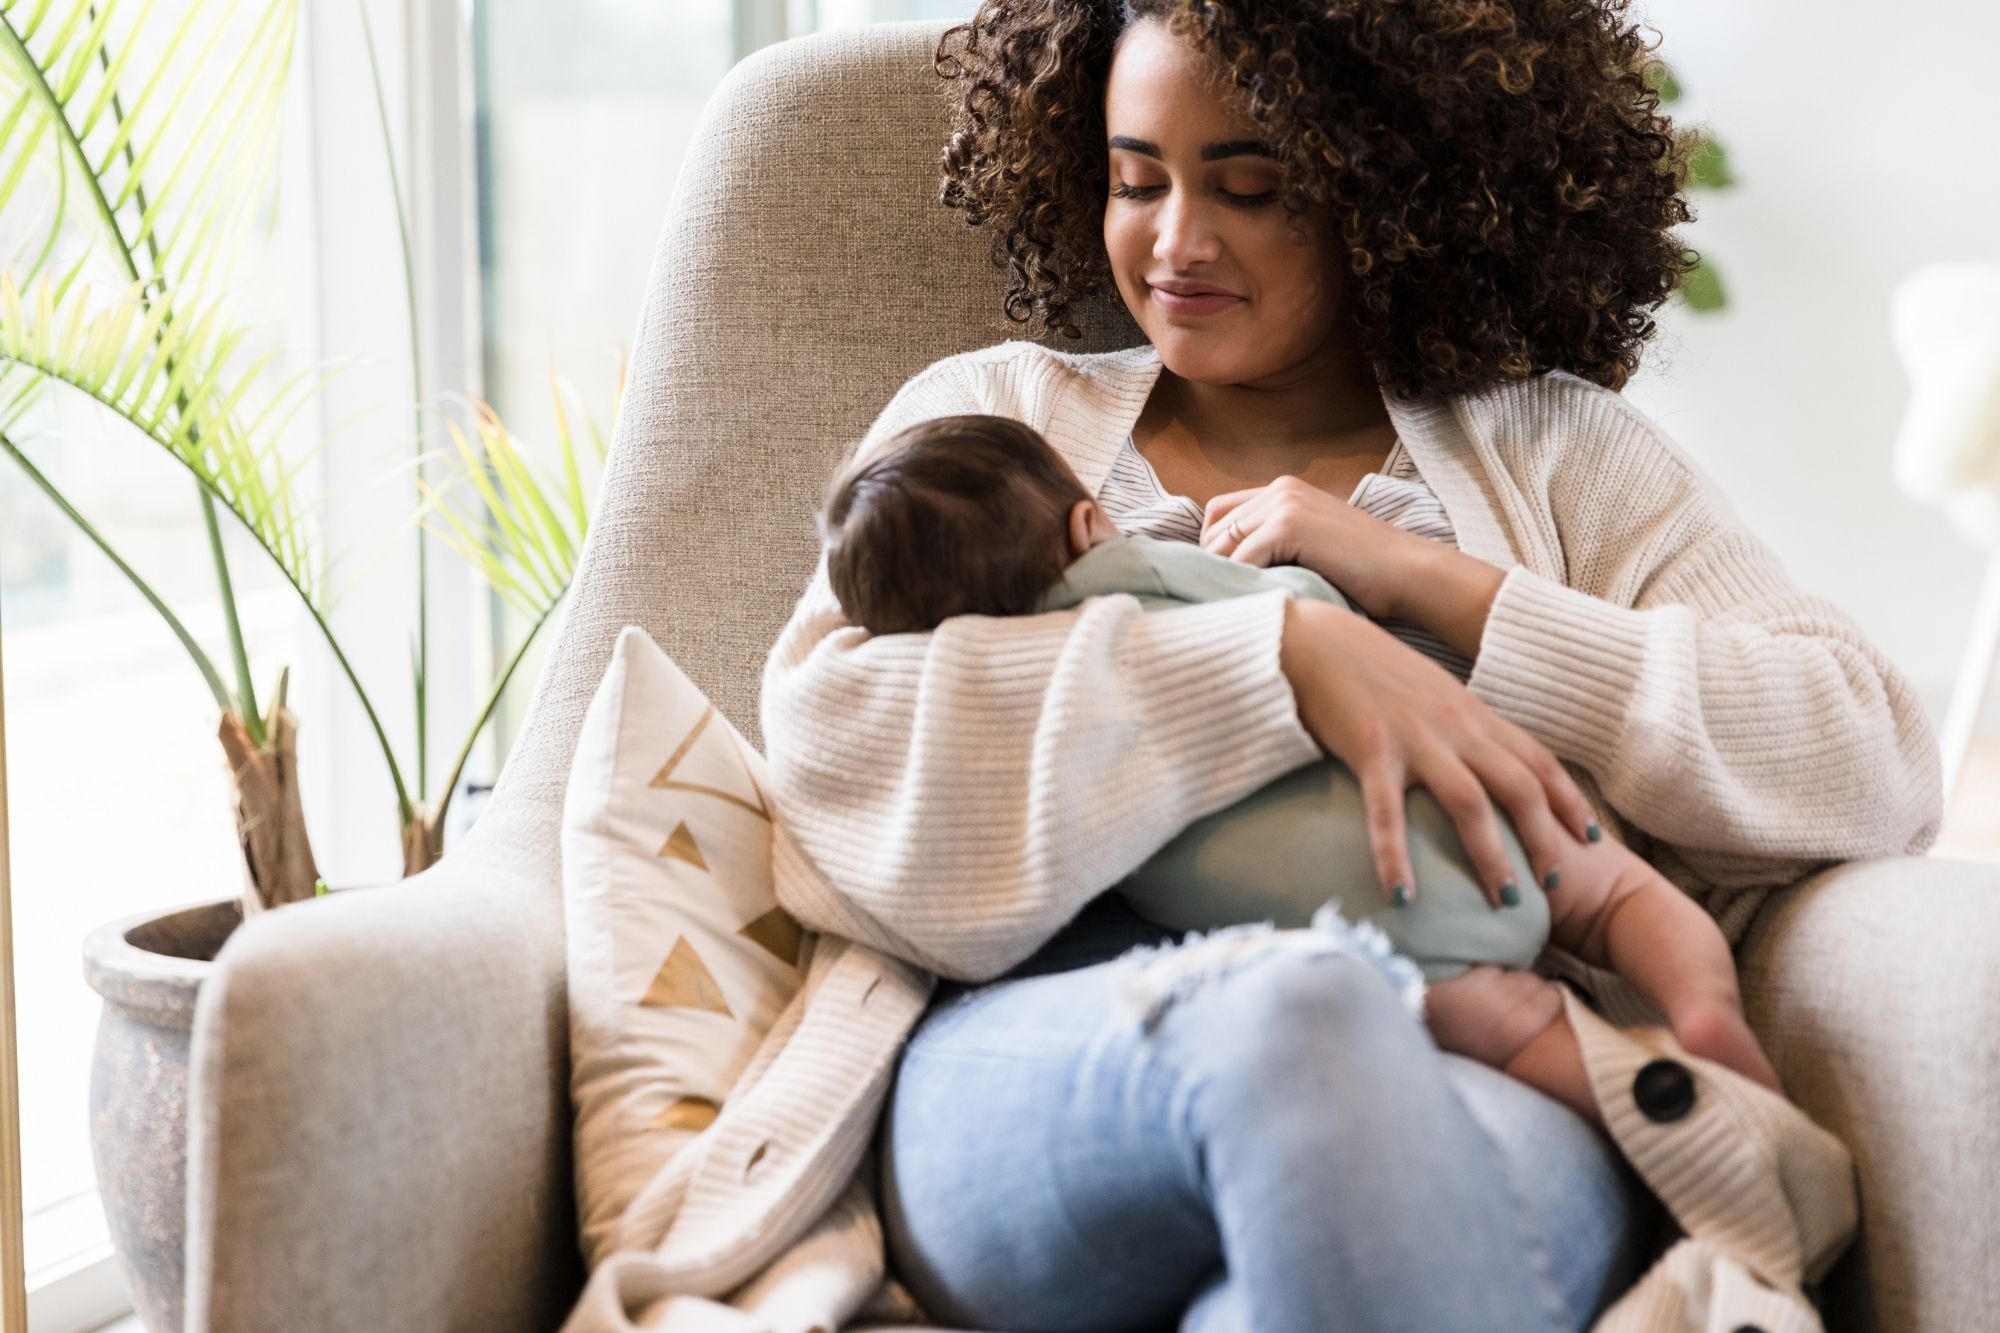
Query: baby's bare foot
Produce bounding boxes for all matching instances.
[1672,997,1783,1095]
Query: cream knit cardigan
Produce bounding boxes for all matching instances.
[563,341,1942,1333]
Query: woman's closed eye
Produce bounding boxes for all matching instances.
[1109,181,1279,208]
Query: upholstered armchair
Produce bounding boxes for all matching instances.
[181,20,2000,1332]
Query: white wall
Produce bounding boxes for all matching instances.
[1623,0,1999,728]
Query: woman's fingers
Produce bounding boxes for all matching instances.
[1226,523,1281,569]
[1199,491,1270,556]
[1357,758,1416,906]
[1461,741,1573,900]
[1200,487,1257,534]
[1284,606,1604,916]
[1407,742,1521,909]
[1489,713,1600,847]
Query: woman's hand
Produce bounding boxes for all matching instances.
[1203,474,1509,661]
[1201,474,1431,618]
[1279,599,1601,907]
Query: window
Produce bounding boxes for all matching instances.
[471,0,978,757]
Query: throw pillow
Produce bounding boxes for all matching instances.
[562,625,807,1266]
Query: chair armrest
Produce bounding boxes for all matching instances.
[1738,854,2000,1333]
[184,819,583,1332]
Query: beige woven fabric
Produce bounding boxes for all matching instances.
[180,23,2000,1333]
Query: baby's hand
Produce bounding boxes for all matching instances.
[1670,995,1784,1095]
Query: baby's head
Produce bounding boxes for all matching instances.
[820,414,1118,634]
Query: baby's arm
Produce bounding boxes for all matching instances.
[1131,536,1353,610]
[1546,836,1782,1092]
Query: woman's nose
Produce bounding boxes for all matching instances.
[1153,190,1222,269]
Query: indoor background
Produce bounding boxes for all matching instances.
[1,1,1992,1327]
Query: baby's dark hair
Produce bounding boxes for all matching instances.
[820,414,1089,634]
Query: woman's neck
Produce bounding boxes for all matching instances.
[1142,333,1394,475]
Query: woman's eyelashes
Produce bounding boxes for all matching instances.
[1108,181,1279,208]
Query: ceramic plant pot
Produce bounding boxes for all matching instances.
[80,896,242,1333]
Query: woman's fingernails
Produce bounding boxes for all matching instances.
[1586,819,1603,843]
[1499,880,1521,907]
[1542,868,1561,893]
[1392,884,1411,907]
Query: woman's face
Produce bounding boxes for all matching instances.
[1102,19,1346,387]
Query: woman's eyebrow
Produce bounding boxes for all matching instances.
[1107,135,1274,161]
[1200,139,1273,161]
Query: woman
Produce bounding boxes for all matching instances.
[753,1,1941,1329]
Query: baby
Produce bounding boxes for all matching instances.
[818,413,1781,1121]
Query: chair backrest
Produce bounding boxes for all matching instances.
[489,19,1140,839]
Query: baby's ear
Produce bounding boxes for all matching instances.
[1066,498,1116,558]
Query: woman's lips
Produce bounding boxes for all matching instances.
[1149,283,1245,317]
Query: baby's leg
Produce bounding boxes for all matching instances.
[1543,838,1782,1094]
[1423,966,1597,1122]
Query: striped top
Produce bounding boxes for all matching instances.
[1095,432,1475,680]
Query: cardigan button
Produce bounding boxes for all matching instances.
[1633,1059,1697,1123]
[1729,1326,1765,1333]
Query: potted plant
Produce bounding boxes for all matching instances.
[0,3,610,1327]
[1649,60,1737,313]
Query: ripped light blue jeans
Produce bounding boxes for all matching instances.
[878,896,1657,1332]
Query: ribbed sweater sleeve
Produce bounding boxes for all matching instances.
[1466,386,1942,891]
[761,353,1322,981]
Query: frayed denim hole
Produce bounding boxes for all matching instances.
[1109,921,1289,1033]
[1110,908,1428,1035]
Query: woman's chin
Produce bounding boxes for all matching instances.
[1151,334,1263,387]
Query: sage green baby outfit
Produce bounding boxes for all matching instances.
[1039,534,1545,981]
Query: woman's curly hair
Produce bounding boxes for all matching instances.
[936,0,1697,396]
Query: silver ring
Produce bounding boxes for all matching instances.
[1225,520,1244,543]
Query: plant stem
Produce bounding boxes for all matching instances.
[429,596,556,837]
[16,358,415,820]
[357,0,428,803]
[101,24,263,738]
[0,427,231,711]
[25,363,414,822]
[197,484,262,742]
[295,581,414,822]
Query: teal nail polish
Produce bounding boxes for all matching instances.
[1392,884,1410,908]
[1586,819,1603,843]
[1500,881,1521,907]
[1542,868,1561,893]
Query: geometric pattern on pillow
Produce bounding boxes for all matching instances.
[562,626,807,1268]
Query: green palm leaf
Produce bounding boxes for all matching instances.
[0,271,324,598]
[0,0,297,299]
[414,379,614,618]
[0,0,310,583]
